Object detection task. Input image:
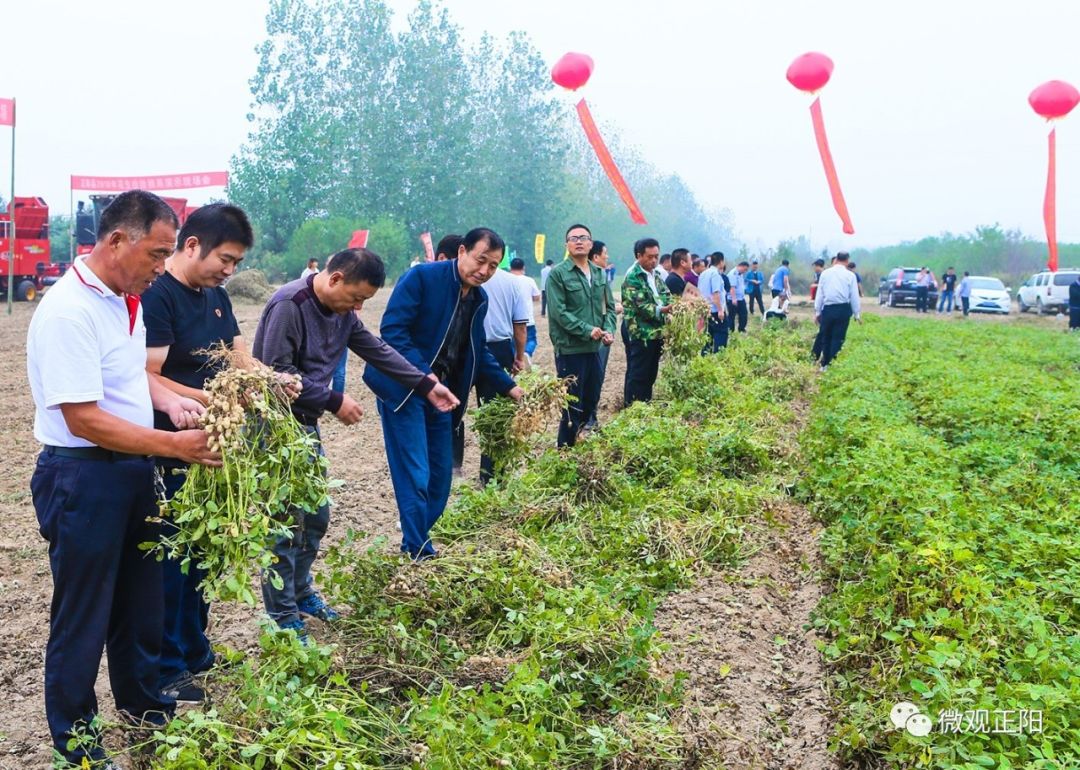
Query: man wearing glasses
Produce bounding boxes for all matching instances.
[545,224,616,447]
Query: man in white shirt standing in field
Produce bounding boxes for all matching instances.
[813,251,861,372]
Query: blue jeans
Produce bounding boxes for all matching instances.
[525,325,538,357]
[31,452,172,764]
[331,350,348,393]
[938,290,954,312]
[378,397,454,557]
[158,466,211,687]
[262,425,330,626]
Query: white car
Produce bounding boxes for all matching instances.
[964,276,1011,314]
[1017,269,1080,314]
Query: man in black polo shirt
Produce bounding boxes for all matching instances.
[141,203,257,704]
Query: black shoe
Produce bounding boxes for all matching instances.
[161,672,205,704]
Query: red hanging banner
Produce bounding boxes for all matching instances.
[70,171,229,192]
[809,97,854,235]
[348,229,369,249]
[1044,128,1058,272]
[0,98,14,127]
[420,232,435,262]
[575,99,647,225]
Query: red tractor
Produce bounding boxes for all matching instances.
[0,197,63,302]
[75,194,194,256]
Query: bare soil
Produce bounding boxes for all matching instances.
[0,288,1062,768]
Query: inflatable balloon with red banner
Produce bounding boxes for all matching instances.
[786,52,854,235]
[1028,80,1080,273]
[551,52,647,225]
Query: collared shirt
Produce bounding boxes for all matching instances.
[546,259,616,355]
[746,269,764,293]
[728,268,746,301]
[958,277,972,298]
[698,266,724,313]
[916,272,932,287]
[814,264,861,317]
[27,256,153,447]
[482,268,530,341]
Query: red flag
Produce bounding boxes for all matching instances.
[70,171,228,191]
[0,99,13,127]
[1044,128,1058,272]
[348,229,369,249]
[809,97,854,235]
[575,99,647,224]
[420,232,435,262]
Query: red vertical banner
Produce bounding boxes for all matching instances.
[1044,128,1058,272]
[0,99,14,126]
[575,99,647,224]
[809,97,854,235]
[420,232,435,262]
[348,229,369,249]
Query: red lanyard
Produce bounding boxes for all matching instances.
[71,263,140,335]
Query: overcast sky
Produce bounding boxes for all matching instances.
[4,0,1080,252]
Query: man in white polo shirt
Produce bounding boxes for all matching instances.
[813,251,862,372]
[26,190,219,767]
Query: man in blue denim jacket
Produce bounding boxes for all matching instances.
[365,228,523,558]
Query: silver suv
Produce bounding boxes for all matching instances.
[1016,269,1080,314]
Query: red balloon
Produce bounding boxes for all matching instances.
[786,52,834,93]
[551,52,594,91]
[1029,80,1080,120]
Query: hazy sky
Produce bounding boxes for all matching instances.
[4,0,1080,252]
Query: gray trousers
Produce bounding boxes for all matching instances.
[262,425,329,625]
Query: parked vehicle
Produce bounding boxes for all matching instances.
[1016,269,1080,314]
[0,197,65,302]
[878,267,939,308]
[964,276,1011,314]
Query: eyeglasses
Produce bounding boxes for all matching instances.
[566,235,592,244]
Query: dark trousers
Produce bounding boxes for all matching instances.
[818,304,853,366]
[726,302,737,332]
[31,452,173,764]
[733,299,748,332]
[961,297,970,316]
[1070,307,1080,329]
[379,397,454,557]
[158,466,211,687]
[747,290,765,315]
[476,339,515,483]
[540,290,547,317]
[915,286,929,312]
[556,351,602,447]
[624,336,663,406]
[263,425,329,626]
[811,325,825,360]
[706,312,729,353]
[771,288,783,298]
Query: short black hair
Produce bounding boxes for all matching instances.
[463,227,505,255]
[738,260,750,267]
[307,258,318,267]
[565,223,591,239]
[97,189,179,242]
[588,240,606,260]
[671,252,689,270]
[660,253,672,264]
[847,261,857,269]
[710,252,725,267]
[813,258,826,267]
[836,251,850,262]
[671,248,690,260]
[634,237,660,257]
[545,259,554,266]
[510,257,525,270]
[327,247,387,287]
[176,203,253,258]
[781,259,790,266]
[436,233,463,259]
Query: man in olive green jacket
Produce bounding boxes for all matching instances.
[546,223,617,447]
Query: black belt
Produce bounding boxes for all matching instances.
[44,445,149,462]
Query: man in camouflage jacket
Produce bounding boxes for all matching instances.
[622,237,673,405]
